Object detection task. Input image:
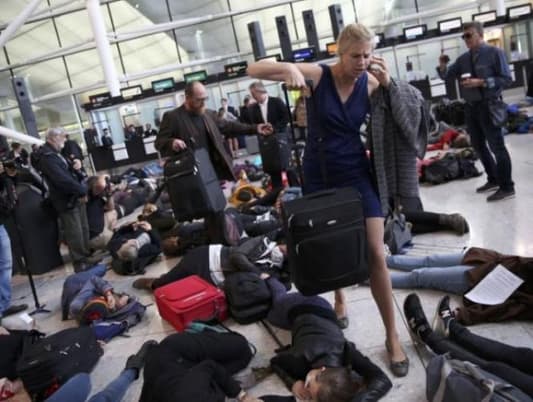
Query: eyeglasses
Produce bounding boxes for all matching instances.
[462,32,474,40]
[193,96,209,103]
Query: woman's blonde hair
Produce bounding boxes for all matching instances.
[337,23,375,55]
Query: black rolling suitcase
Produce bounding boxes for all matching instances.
[281,187,368,295]
[280,83,368,296]
[164,147,226,222]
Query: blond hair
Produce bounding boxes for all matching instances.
[337,23,375,55]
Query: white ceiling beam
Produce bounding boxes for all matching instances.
[0,0,44,48]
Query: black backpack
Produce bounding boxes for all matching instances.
[224,272,272,324]
[16,327,103,400]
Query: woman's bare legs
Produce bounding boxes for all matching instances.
[366,218,406,365]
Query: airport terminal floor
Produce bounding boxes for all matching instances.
[4,125,533,401]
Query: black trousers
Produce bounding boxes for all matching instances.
[152,246,212,289]
[424,320,533,396]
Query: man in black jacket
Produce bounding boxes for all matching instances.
[38,127,100,272]
[132,234,285,291]
[248,81,290,188]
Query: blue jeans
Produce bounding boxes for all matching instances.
[386,253,472,295]
[0,225,13,315]
[465,102,514,191]
[46,370,136,402]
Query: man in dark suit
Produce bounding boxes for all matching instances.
[143,123,158,138]
[155,81,272,238]
[248,81,290,188]
[101,128,114,148]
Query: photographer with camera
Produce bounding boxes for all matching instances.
[86,175,117,251]
[39,127,101,272]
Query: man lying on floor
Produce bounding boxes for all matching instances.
[133,234,287,291]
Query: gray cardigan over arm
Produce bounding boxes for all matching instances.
[368,79,428,215]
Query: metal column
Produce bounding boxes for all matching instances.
[86,0,121,97]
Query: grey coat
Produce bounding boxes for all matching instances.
[369,79,428,215]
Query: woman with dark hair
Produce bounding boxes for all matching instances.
[266,277,392,402]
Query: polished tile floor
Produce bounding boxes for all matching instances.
[6,130,533,401]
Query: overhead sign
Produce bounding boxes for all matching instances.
[292,47,316,62]
[224,61,248,78]
[184,70,208,84]
[438,17,462,34]
[404,24,427,41]
[120,85,143,100]
[151,77,175,93]
[473,10,497,24]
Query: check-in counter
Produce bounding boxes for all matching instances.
[89,136,158,171]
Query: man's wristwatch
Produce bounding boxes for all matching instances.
[237,390,247,401]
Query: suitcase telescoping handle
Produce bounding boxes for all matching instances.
[304,188,336,199]
[281,80,313,187]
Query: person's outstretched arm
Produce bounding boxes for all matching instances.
[346,342,392,402]
[247,61,322,89]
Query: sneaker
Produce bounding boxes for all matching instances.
[125,340,158,379]
[403,293,431,343]
[487,188,515,202]
[432,295,455,337]
[476,182,499,193]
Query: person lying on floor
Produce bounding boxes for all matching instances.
[133,234,286,291]
[107,221,161,272]
[138,203,178,240]
[139,331,262,402]
[383,247,533,325]
[0,336,156,402]
[404,293,533,397]
[265,277,392,401]
[68,273,131,325]
[375,250,473,295]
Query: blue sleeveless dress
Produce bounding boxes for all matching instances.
[303,64,382,218]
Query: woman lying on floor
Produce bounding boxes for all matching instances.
[265,277,392,402]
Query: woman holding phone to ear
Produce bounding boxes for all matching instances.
[248,22,428,378]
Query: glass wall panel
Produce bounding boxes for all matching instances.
[54,9,94,47]
[174,18,238,71]
[120,32,180,78]
[14,58,70,98]
[65,49,105,89]
[5,20,60,65]
[32,96,78,132]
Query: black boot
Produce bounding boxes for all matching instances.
[403,293,432,342]
[125,340,158,379]
[438,213,469,235]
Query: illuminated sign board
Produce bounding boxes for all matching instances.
[292,47,316,62]
[473,11,497,24]
[507,3,532,19]
[224,61,248,78]
[89,92,111,106]
[151,77,175,93]
[403,24,427,41]
[438,17,463,34]
[183,70,208,84]
[120,85,143,100]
